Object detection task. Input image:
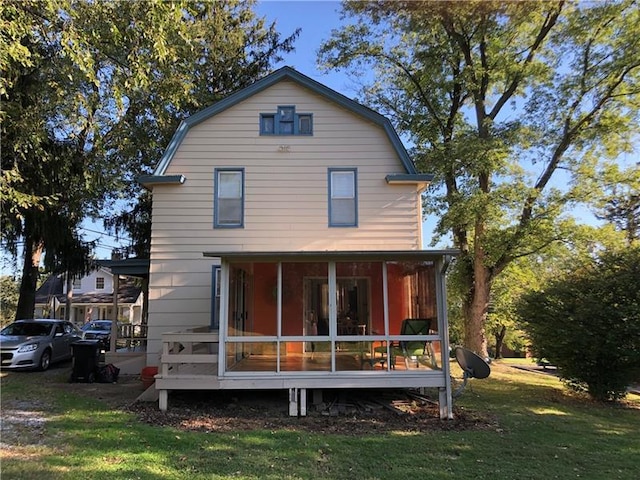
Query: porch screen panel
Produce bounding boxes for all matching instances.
[385,261,438,335]
[225,342,278,372]
[227,262,253,336]
[250,262,278,336]
[335,261,384,336]
[227,262,277,337]
[280,342,331,372]
[281,262,328,337]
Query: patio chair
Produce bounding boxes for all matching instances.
[373,318,437,369]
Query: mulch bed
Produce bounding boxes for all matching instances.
[126,388,499,435]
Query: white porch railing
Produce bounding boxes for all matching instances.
[155,328,449,417]
[117,323,148,350]
[157,327,220,411]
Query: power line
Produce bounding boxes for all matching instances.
[79,226,130,240]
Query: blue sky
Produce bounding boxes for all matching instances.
[256,1,347,90]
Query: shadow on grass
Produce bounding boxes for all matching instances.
[2,361,639,480]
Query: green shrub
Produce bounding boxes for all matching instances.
[518,247,640,401]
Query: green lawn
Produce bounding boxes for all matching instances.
[1,361,638,480]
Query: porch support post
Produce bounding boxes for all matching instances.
[436,256,454,419]
[110,274,119,352]
[289,388,298,416]
[159,389,168,411]
[288,388,307,417]
[218,259,229,377]
[300,388,307,416]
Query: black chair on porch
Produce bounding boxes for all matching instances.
[373,318,437,369]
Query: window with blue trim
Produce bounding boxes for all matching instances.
[214,168,244,228]
[260,106,312,135]
[328,168,357,227]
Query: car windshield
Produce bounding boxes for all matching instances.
[1,322,53,336]
[82,322,111,332]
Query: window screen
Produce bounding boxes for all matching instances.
[215,169,244,227]
[329,169,357,227]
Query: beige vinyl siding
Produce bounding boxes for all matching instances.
[146,81,424,360]
[158,83,421,252]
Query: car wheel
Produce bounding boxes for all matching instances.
[39,349,52,371]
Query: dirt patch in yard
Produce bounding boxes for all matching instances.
[56,372,147,408]
[125,388,498,435]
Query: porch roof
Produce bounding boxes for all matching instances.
[97,258,149,278]
[203,249,459,262]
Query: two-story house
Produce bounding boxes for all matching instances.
[139,67,457,418]
[35,267,144,325]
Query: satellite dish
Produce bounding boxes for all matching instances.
[455,347,491,379]
[452,346,491,398]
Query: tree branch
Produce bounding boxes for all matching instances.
[365,51,449,137]
[488,2,563,120]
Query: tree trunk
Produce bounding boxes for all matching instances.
[494,325,507,359]
[141,276,149,325]
[461,245,492,359]
[463,281,490,359]
[15,235,44,320]
[65,273,73,321]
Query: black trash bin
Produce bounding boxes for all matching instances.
[70,340,101,383]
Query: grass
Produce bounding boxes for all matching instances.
[1,361,638,480]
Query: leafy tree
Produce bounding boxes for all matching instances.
[1,0,298,319]
[0,276,20,326]
[449,221,598,358]
[486,258,540,358]
[593,164,640,246]
[320,0,640,357]
[518,247,640,401]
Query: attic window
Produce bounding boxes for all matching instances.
[96,277,105,290]
[260,106,313,136]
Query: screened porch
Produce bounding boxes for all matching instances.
[196,250,458,418]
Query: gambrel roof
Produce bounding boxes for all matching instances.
[140,66,432,187]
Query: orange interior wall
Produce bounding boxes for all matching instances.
[246,261,433,343]
[386,263,408,334]
[251,263,277,336]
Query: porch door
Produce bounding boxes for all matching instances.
[303,278,330,336]
[337,278,370,335]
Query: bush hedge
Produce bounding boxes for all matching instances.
[518,247,640,401]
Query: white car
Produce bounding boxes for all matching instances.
[0,319,81,371]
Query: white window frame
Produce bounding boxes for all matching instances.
[214,168,245,228]
[328,168,358,227]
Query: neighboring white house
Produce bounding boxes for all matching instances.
[139,67,457,418]
[35,268,144,325]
